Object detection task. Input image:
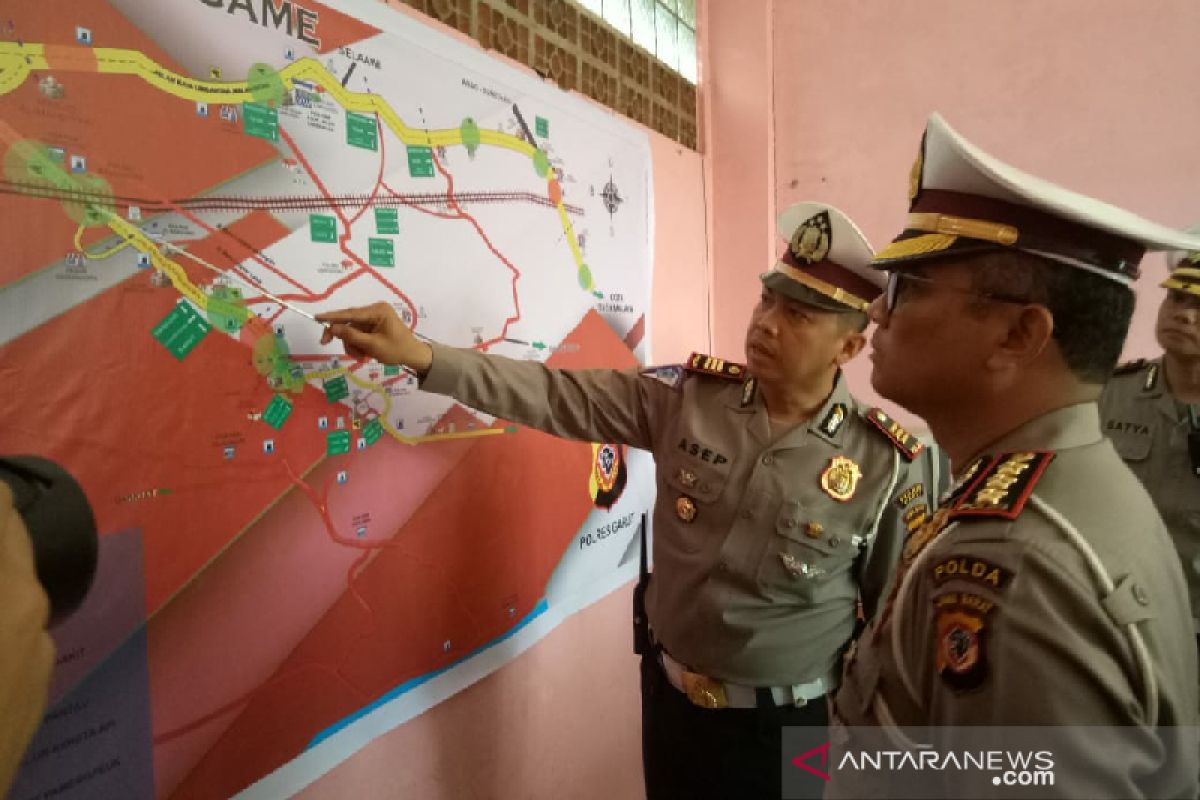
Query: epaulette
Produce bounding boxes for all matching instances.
[948,451,1055,521]
[863,408,924,461]
[1112,359,1148,376]
[685,352,747,381]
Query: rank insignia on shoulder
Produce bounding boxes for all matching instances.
[934,593,993,692]
[950,451,1055,521]
[820,455,862,502]
[1112,358,1148,376]
[641,364,685,388]
[685,352,746,381]
[864,408,924,460]
[818,403,847,438]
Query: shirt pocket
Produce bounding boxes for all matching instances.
[659,458,731,553]
[757,498,860,599]
[1111,432,1152,462]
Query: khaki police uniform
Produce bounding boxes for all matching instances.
[828,404,1199,799]
[422,344,938,694]
[1101,358,1200,634]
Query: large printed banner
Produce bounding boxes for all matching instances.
[0,1,653,797]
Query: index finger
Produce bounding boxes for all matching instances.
[314,306,379,325]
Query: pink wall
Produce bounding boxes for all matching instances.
[764,0,1200,423]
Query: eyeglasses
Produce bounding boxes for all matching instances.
[883,271,1029,314]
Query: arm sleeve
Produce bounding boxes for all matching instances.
[419,343,672,450]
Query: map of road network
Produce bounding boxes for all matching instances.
[0,1,653,797]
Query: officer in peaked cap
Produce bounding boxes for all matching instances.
[1100,227,1200,676]
[827,113,1200,799]
[317,202,944,800]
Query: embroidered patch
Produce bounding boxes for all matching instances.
[895,482,925,509]
[931,556,1013,591]
[641,364,684,388]
[903,502,929,533]
[864,408,924,461]
[902,507,952,563]
[685,352,746,381]
[950,451,1055,521]
[819,403,848,438]
[935,602,989,692]
[820,455,862,502]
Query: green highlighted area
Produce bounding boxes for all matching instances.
[324,375,349,403]
[363,418,383,445]
[383,365,401,377]
[247,63,286,107]
[460,117,481,157]
[532,149,550,178]
[310,214,337,243]
[375,208,399,235]
[407,146,435,178]
[346,112,378,150]
[369,238,394,267]
[536,116,549,138]
[262,395,294,430]
[207,286,250,334]
[152,300,212,361]
[243,103,279,141]
[577,263,595,291]
[327,430,351,456]
[3,139,114,226]
[251,329,305,393]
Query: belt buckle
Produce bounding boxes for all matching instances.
[681,670,728,709]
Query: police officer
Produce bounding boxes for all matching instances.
[318,202,941,800]
[826,114,1200,799]
[1100,241,1200,656]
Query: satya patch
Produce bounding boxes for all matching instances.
[950,451,1055,521]
[685,352,746,381]
[895,482,925,509]
[934,599,990,692]
[820,455,862,502]
[931,556,1013,591]
[864,408,924,461]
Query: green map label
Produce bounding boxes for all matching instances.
[324,375,349,403]
[262,395,294,430]
[152,300,212,361]
[310,214,337,243]
[346,112,378,151]
[375,208,399,235]
[368,238,394,267]
[407,146,435,178]
[243,103,279,141]
[326,430,351,456]
[536,116,549,138]
[363,418,383,445]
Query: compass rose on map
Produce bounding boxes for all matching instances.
[601,175,623,218]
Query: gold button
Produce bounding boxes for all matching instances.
[805,522,823,538]
[675,495,697,523]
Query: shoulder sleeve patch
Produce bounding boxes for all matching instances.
[640,364,685,389]
[949,451,1055,521]
[863,407,924,461]
[684,352,747,381]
